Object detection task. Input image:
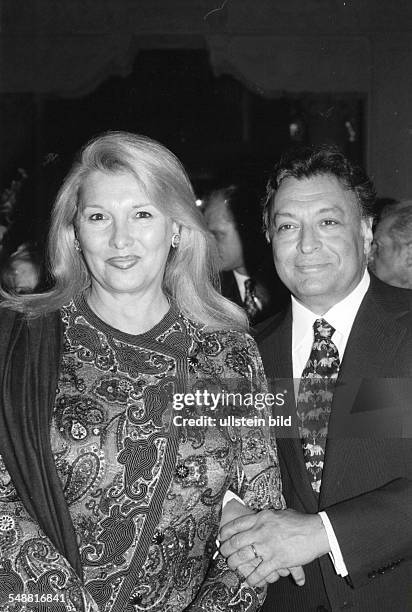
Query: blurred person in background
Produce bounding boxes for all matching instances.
[0,212,11,263]
[204,183,289,325]
[0,221,8,251]
[369,199,412,288]
[0,242,44,293]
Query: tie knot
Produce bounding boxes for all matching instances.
[244,278,255,292]
[313,318,335,339]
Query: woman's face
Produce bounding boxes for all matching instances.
[76,171,178,298]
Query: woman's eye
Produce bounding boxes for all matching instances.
[89,212,106,221]
[135,211,152,219]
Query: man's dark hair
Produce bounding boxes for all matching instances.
[263,144,376,236]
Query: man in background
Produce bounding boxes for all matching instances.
[204,182,288,324]
[369,199,412,288]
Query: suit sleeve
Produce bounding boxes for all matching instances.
[323,361,412,588]
[324,458,412,588]
[185,333,285,611]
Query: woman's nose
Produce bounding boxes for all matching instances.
[109,221,133,249]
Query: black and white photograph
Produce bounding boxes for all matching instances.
[0,2,411,611]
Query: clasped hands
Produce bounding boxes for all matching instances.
[218,500,330,588]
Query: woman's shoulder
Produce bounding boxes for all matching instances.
[207,328,257,350]
[182,315,255,348]
[183,318,261,369]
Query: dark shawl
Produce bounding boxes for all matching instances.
[0,308,82,578]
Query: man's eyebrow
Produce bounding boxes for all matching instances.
[274,206,341,218]
[316,206,342,214]
[273,211,295,219]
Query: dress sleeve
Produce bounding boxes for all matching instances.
[0,457,99,612]
[185,332,285,611]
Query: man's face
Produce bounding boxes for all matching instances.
[10,259,39,293]
[204,194,245,272]
[269,174,373,314]
[370,217,412,288]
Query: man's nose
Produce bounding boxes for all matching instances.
[109,221,133,249]
[298,225,321,253]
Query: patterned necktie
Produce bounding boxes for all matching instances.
[243,278,260,321]
[296,318,340,495]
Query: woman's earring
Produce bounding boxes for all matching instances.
[171,233,180,248]
[74,238,81,252]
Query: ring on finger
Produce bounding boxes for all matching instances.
[250,543,260,560]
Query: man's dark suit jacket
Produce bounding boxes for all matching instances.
[256,275,412,612]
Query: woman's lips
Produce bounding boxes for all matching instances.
[106,256,140,269]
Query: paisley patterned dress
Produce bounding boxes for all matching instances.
[0,296,284,612]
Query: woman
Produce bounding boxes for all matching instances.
[0,132,283,612]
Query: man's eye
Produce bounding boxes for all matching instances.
[277,224,296,232]
[321,219,339,226]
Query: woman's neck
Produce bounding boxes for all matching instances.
[86,287,170,335]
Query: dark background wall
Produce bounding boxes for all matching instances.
[1,1,411,250]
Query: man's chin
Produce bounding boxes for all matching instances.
[294,279,333,302]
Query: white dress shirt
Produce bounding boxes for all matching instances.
[233,270,250,302]
[233,270,263,310]
[292,269,370,576]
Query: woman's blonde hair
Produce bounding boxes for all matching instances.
[1,131,247,331]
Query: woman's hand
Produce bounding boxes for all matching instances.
[219,499,306,587]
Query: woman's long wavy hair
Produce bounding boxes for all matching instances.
[1,131,247,331]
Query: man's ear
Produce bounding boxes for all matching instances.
[405,242,412,267]
[361,216,374,256]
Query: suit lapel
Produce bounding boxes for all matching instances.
[320,283,408,506]
[261,307,319,512]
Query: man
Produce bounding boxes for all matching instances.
[204,183,289,323]
[369,199,412,289]
[219,146,412,611]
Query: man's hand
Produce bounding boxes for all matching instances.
[219,500,306,587]
[219,508,330,586]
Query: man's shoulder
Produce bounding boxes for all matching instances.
[369,274,412,317]
[252,308,289,345]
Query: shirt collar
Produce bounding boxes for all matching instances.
[292,269,370,350]
[233,270,249,283]
[233,270,250,301]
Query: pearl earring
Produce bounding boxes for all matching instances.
[74,238,81,252]
[171,233,180,248]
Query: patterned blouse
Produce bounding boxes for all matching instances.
[0,296,283,612]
